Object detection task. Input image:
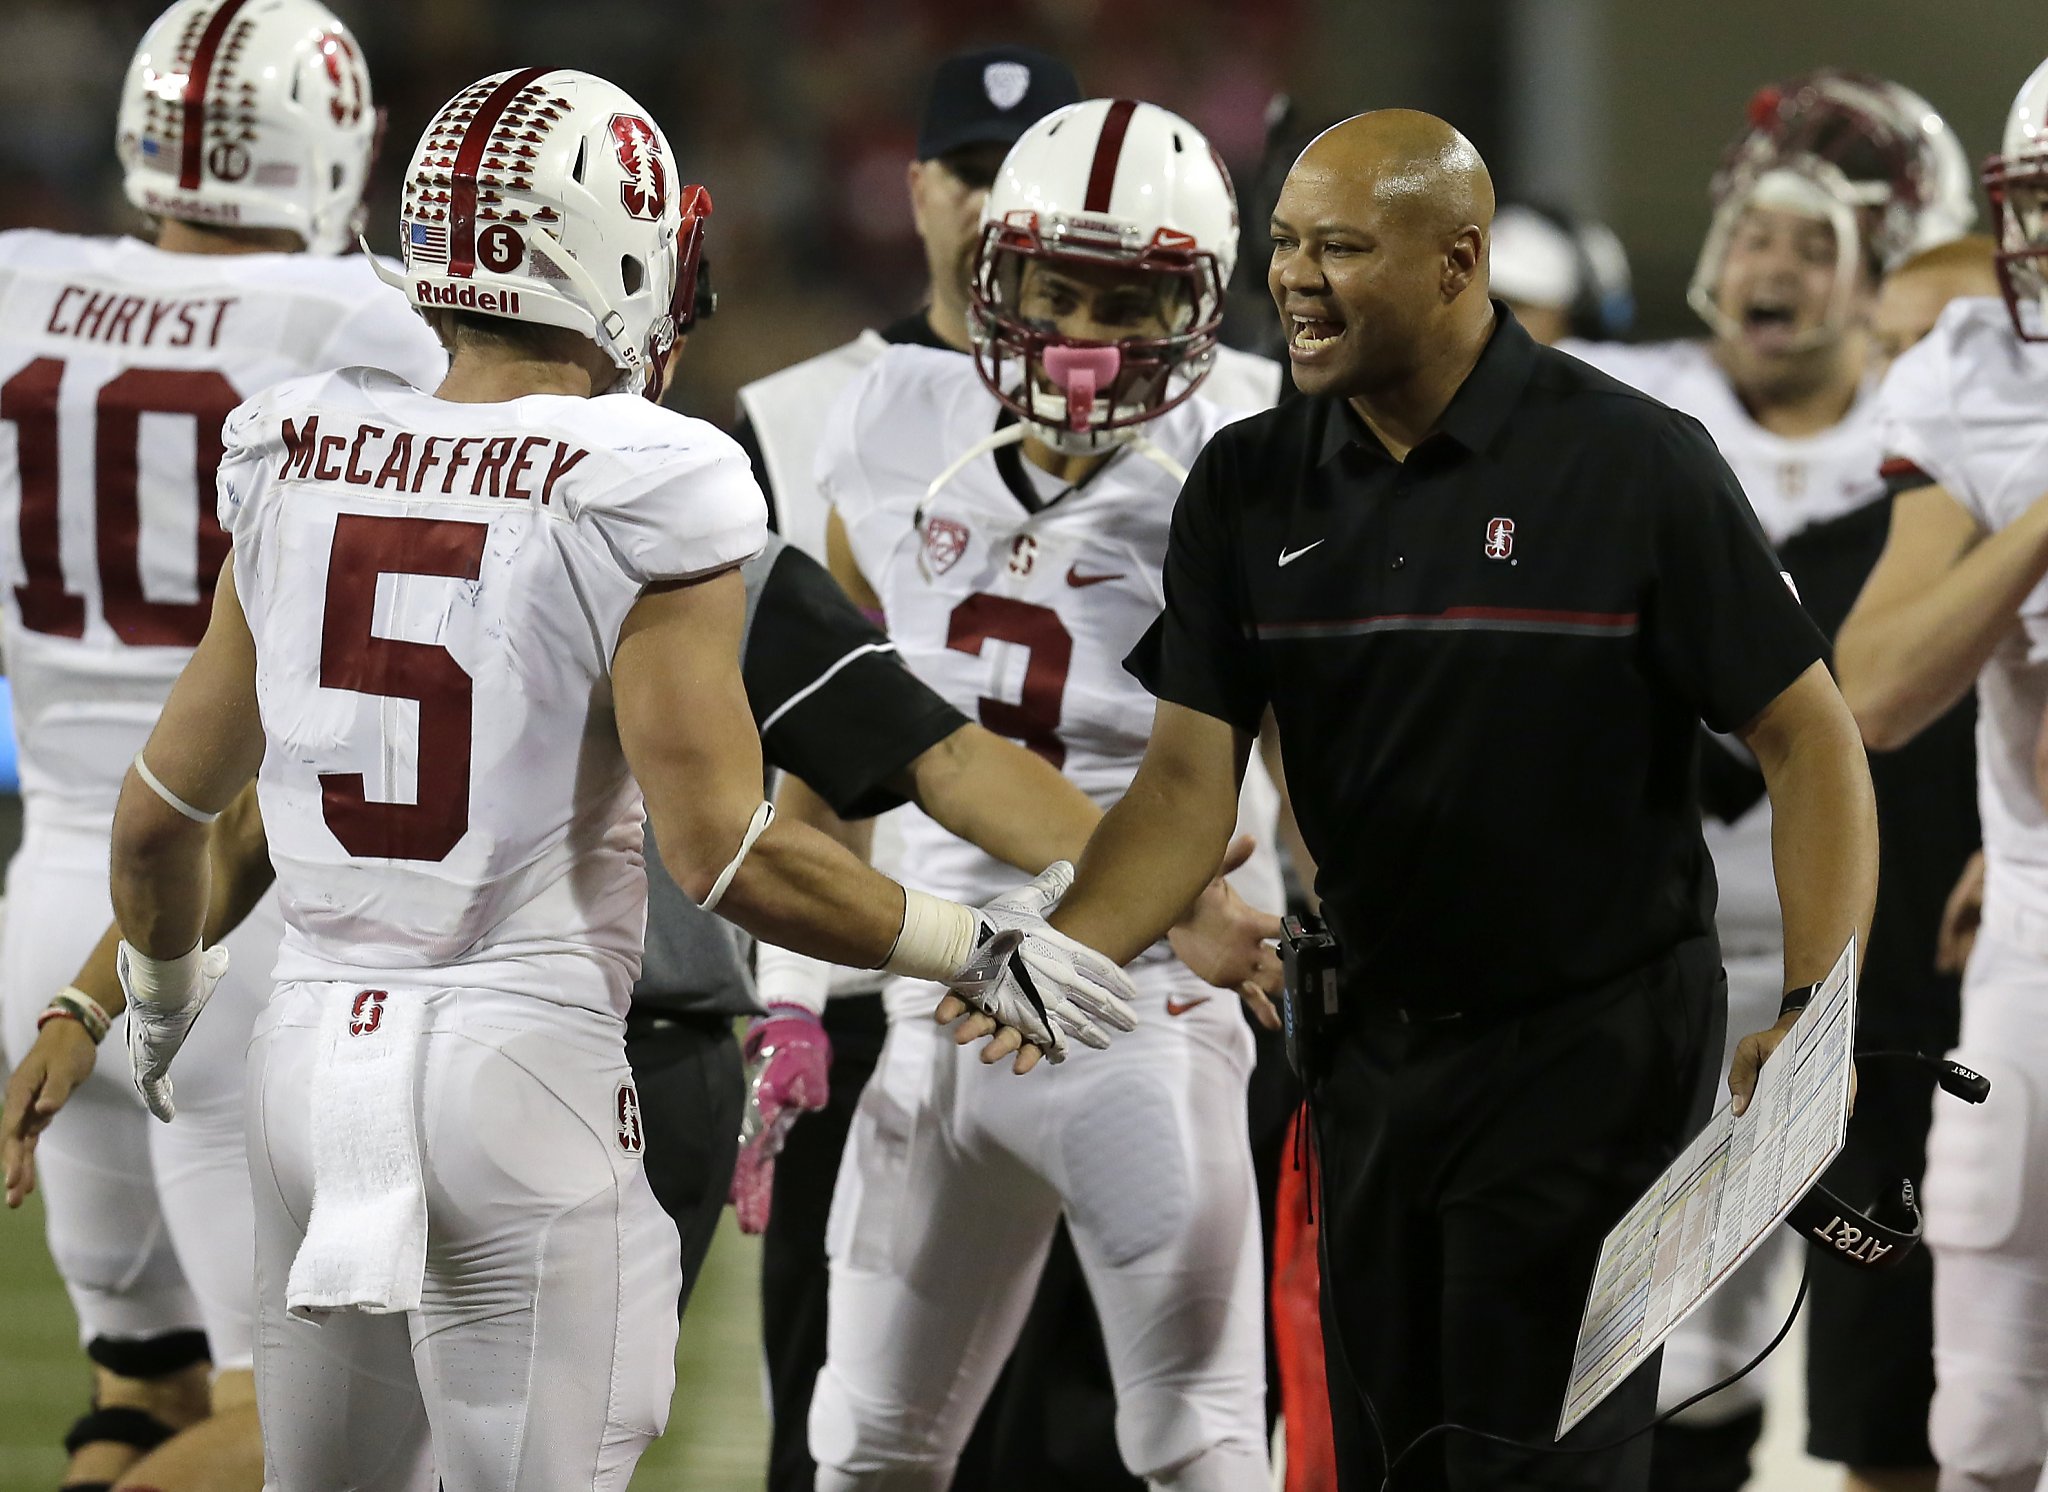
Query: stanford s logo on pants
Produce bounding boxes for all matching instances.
[616,1082,645,1154]
[349,989,387,1037]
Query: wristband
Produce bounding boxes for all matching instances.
[881,889,976,982]
[754,941,833,1017]
[37,987,113,1045]
[1778,982,1820,1021]
[117,941,205,1012]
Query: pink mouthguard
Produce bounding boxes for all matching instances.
[1041,344,1121,431]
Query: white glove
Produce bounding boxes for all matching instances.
[944,863,1139,1063]
[119,942,231,1122]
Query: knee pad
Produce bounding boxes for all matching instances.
[63,1406,177,1459]
[86,1330,210,1379]
[1144,1437,1270,1491]
[1115,1381,1266,1486]
[1925,1055,2035,1254]
[1930,1368,2048,1484]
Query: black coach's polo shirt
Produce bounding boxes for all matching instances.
[1129,307,1826,1009]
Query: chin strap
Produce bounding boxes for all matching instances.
[916,422,1028,528]
[1126,433,1189,485]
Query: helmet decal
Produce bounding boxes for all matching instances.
[610,115,666,222]
[1083,98,1138,213]
[175,0,254,191]
[445,67,553,278]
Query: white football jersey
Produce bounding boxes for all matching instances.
[1565,335,1888,956]
[0,230,446,832]
[821,345,1279,972]
[1878,295,2048,920]
[219,368,767,1013]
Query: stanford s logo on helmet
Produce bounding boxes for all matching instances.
[969,98,1238,457]
[117,0,378,255]
[1686,69,1976,345]
[369,69,713,401]
[1986,55,2048,342]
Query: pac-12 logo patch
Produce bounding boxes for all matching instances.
[616,1082,645,1155]
[1484,516,1515,560]
[923,516,970,576]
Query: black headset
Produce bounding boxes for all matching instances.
[1782,1049,1988,1272]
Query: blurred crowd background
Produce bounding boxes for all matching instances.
[1,0,2039,429]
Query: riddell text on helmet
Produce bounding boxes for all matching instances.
[415,281,522,314]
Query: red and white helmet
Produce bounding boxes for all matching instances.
[116,0,377,255]
[1688,70,1976,340]
[970,98,1238,455]
[369,69,711,401]
[1986,56,2048,341]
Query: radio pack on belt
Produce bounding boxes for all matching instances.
[1280,913,1342,1082]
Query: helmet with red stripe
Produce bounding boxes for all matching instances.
[1986,55,2048,341]
[1687,70,1975,343]
[117,0,377,255]
[970,98,1238,454]
[370,69,711,401]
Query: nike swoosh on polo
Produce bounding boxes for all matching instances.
[1066,564,1126,587]
[1165,996,1211,1017]
[1278,540,1325,566]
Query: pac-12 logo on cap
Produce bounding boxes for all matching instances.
[610,114,666,221]
[1485,516,1515,560]
[984,61,1031,110]
[616,1082,645,1155]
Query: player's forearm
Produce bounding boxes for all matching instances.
[1750,668,1879,992]
[1049,760,1238,965]
[109,770,213,959]
[1838,496,2048,748]
[775,771,875,861]
[690,818,906,968]
[909,725,1102,873]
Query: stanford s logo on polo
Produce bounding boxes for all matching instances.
[923,516,970,576]
[348,989,387,1037]
[1485,516,1515,560]
[616,1082,645,1155]
[610,114,666,221]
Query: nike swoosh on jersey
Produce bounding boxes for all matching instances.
[1278,541,1325,566]
[1165,996,1211,1016]
[1066,564,1126,587]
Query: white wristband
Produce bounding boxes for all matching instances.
[754,940,833,1017]
[117,941,203,1012]
[881,889,978,982]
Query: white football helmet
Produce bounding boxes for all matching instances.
[371,69,711,400]
[1986,55,2048,342]
[969,98,1238,457]
[1688,70,1976,344]
[116,0,377,256]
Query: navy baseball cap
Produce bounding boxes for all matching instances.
[916,46,1082,162]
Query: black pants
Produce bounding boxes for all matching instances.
[624,1010,746,1313]
[1312,946,1721,1492]
[760,994,1141,1492]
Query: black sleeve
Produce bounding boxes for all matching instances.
[1123,437,1268,733]
[743,545,966,818]
[731,411,778,531]
[1644,413,1829,734]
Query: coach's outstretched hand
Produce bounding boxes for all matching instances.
[2,1017,96,1208]
[935,862,1139,1072]
[121,941,231,1123]
[1167,834,1285,1030]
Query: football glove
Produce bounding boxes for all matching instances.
[119,942,230,1123]
[728,1003,831,1234]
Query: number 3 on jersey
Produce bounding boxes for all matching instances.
[946,594,1072,767]
[318,513,486,863]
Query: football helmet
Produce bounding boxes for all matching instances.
[370,69,711,400]
[117,0,377,255]
[1688,70,1976,343]
[968,98,1237,457]
[1986,55,2048,341]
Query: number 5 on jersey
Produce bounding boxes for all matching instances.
[319,513,486,862]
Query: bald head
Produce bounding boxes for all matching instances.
[1269,109,1498,403]
[1294,110,1495,242]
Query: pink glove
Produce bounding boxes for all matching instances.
[728,1003,831,1234]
